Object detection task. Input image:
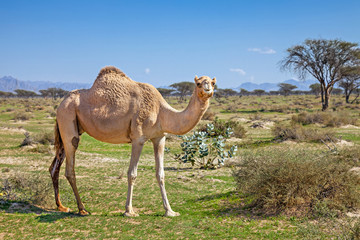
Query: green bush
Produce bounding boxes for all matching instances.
[175,123,237,169]
[198,117,246,138]
[272,123,336,142]
[233,147,360,216]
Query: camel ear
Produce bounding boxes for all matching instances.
[194,75,199,82]
[212,77,217,84]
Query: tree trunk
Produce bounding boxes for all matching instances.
[322,88,330,111]
[345,94,350,104]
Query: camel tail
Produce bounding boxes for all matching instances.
[54,120,64,155]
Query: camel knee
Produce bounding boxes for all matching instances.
[128,172,137,184]
[156,173,165,185]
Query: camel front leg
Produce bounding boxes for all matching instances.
[152,136,180,217]
[124,140,144,217]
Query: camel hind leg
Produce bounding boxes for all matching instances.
[57,115,89,215]
[49,146,69,212]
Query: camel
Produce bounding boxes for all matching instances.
[49,66,216,216]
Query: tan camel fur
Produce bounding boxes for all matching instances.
[49,66,216,216]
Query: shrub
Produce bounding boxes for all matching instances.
[21,131,55,147]
[198,117,246,138]
[202,109,216,121]
[13,110,32,121]
[175,123,237,169]
[233,147,360,216]
[291,111,358,127]
[0,173,53,207]
[272,123,336,142]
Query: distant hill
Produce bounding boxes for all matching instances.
[0,76,91,92]
[235,79,317,92]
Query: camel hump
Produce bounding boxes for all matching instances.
[96,66,128,79]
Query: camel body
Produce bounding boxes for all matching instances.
[49,66,216,216]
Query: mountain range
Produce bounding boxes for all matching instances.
[0,76,91,92]
[234,79,317,92]
[0,75,317,93]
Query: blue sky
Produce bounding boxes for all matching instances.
[1,0,360,88]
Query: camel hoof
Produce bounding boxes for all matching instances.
[58,206,70,213]
[124,211,139,217]
[164,210,180,217]
[79,209,91,216]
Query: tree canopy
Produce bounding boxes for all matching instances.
[280,39,360,110]
[278,83,297,96]
[170,81,194,100]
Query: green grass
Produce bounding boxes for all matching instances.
[0,96,359,239]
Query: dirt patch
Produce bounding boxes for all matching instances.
[0,126,26,134]
[340,125,360,129]
[336,140,354,146]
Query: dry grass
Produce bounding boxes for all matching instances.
[233,147,360,217]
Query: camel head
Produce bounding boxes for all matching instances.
[194,75,216,101]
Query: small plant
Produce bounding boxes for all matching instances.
[291,111,358,127]
[272,123,336,142]
[202,108,216,121]
[20,131,55,153]
[13,110,32,121]
[198,117,246,138]
[175,124,237,169]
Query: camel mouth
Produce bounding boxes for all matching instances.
[203,89,213,95]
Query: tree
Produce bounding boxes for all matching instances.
[309,83,321,96]
[280,39,360,110]
[239,88,249,96]
[170,81,194,100]
[156,88,174,98]
[339,66,360,103]
[278,83,297,96]
[39,88,69,99]
[14,89,38,97]
[0,91,14,97]
[252,89,265,96]
[216,88,237,98]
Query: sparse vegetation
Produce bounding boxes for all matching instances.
[291,111,358,127]
[233,147,360,216]
[0,94,359,239]
[272,123,336,142]
[12,110,32,121]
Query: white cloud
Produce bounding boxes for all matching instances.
[145,68,150,74]
[230,68,246,75]
[248,47,276,54]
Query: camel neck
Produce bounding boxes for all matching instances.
[160,93,209,135]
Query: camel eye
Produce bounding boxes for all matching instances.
[197,82,201,87]
[211,82,215,86]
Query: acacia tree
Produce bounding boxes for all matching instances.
[280,39,360,110]
[252,89,265,96]
[278,83,297,96]
[309,83,321,96]
[39,87,69,99]
[14,89,38,98]
[170,81,194,100]
[156,88,174,98]
[339,66,360,103]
